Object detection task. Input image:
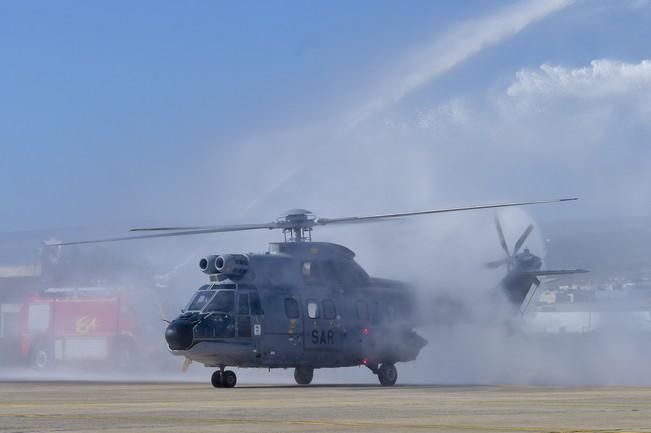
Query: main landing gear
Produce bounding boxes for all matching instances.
[211,368,237,388]
[377,363,397,386]
[294,366,314,385]
[366,362,398,386]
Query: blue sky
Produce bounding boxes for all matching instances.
[2,0,651,232]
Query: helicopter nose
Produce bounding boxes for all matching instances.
[165,320,194,350]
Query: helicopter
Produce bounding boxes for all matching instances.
[52,198,584,387]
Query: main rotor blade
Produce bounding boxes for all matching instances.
[128,221,279,232]
[50,197,577,247]
[512,224,534,256]
[130,226,218,232]
[494,215,510,258]
[316,198,578,226]
[48,223,279,247]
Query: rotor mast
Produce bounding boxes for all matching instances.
[279,209,315,242]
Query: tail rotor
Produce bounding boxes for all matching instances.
[486,216,535,272]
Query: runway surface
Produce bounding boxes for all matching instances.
[1,382,651,433]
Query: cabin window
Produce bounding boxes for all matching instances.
[356,301,369,320]
[204,290,234,313]
[237,316,252,337]
[307,300,320,319]
[250,292,264,315]
[322,299,336,320]
[284,298,299,319]
[238,293,250,315]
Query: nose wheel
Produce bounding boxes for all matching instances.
[211,369,237,388]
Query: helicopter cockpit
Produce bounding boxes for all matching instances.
[183,284,263,313]
[166,284,264,350]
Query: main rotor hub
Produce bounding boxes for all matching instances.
[277,209,317,242]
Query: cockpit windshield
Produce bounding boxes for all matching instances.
[204,290,235,313]
[185,289,215,311]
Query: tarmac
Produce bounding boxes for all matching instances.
[1,381,651,433]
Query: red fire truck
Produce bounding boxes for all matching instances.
[1,287,164,370]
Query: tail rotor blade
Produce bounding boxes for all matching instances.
[485,259,510,269]
[494,216,510,258]
[513,224,534,256]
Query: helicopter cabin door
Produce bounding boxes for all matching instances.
[258,293,305,364]
[303,297,340,352]
[235,289,264,352]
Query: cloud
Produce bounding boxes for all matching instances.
[507,59,651,100]
[414,58,651,216]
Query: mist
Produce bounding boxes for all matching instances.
[2,0,651,386]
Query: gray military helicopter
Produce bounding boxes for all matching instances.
[53,198,581,387]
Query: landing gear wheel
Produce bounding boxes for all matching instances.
[31,346,50,370]
[294,367,314,385]
[378,363,397,386]
[211,370,223,388]
[222,370,237,388]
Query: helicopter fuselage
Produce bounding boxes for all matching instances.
[164,242,427,372]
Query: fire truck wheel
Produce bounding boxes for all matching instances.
[30,346,51,370]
